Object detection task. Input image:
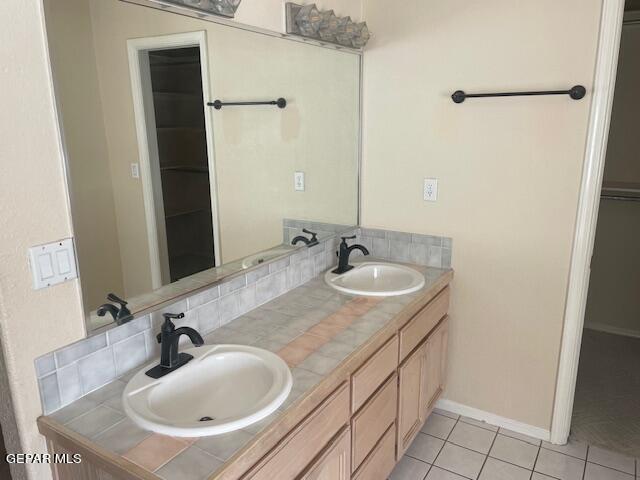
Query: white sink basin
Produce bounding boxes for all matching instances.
[242,247,293,269]
[123,345,292,437]
[324,262,425,297]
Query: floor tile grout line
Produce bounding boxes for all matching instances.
[530,442,542,480]
[429,417,460,469]
[475,429,498,480]
[582,445,589,480]
[586,460,637,477]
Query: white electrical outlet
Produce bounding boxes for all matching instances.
[294,171,305,191]
[424,178,438,202]
[131,163,140,179]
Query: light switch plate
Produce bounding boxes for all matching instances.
[131,163,140,179]
[424,178,438,202]
[294,171,305,191]
[28,238,78,290]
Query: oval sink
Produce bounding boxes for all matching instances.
[242,247,294,269]
[123,345,292,437]
[324,262,425,297]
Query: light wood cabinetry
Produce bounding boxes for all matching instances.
[299,428,351,480]
[243,383,350,480]
[40,278,453,480]
[397,316,451,458]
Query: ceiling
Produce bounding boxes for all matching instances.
[626,0,640,11]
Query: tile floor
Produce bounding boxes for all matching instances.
[572,329,640,458]
[390,409,639,480]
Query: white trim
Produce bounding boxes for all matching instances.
[436,399,551,442]
[127,31,222,288]
[584,322,640,339]
[550,0,625,445]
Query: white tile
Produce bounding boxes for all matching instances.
[489,434,539,469]
[459,416,499,432]
[448,422,496,454]
[535,448,585,480]
[588,446,635,475]
[434,443,485,479]
[584,463,634,480]
[531,473,557,480]
[389,455,430,480]
[66,406,124,439]
[479,457,531,480]
[421,413,457,439]
[426,466,467,479]
[542,438,588,459]
[407,433,445,464]
[498,427,541,446]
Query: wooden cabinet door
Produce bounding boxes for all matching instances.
[396,344,425,458]
[299,427,351,480]
[421,317,449,418]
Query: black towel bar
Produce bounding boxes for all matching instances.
[451,85,586,104]
[207,98,287,110]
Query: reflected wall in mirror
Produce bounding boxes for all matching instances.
[44,0,360,331]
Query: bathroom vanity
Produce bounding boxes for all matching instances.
[38,264,452,480]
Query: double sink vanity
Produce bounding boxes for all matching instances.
[38,254,453,480]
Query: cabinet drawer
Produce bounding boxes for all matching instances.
[399,287,450,360]
[351,335,398,413]
[351,374,397,471]
[243,383,350,480]
[352,423,396,480]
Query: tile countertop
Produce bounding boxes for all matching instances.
[41,262,453,480]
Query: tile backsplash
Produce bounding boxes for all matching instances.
[35,227,451,415]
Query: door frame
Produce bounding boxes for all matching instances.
[550,0,625,444]
[127,30,221,288]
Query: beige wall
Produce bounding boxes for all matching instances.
[0,3,86,480]
[44,0,125,312]
[361,0,603,430]
[85,0,359,268]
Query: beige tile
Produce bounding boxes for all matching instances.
[584,462,634,480]
[588,446,635,475]
[297,352,342,376]
[448,421,496,454]
[307,321,347,339]
[534,448,585,480]
[389,455,430,480]
[156,446,222,480]
[277,333,327,366]
[497,427,541,446]
[426,466,467,479]
[123,434,190,472]
[406,433,444,464]
[421,413,457,439]
[434,443,485,479]
[531,474,556,480]
[489,434,539,469]
[479,457,531,480]
[542,437,588,459]
[459,416,498,432]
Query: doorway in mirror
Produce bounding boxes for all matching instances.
[147,47,216,283]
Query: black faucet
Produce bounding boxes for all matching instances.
[291,228,319,247]
[145,312,204,379]
[332,235,370,274]
[97,293,133,325]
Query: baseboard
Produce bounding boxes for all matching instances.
[435,399,551,442]
[584,322,640,339]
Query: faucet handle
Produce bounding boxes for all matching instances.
[107,293,128,307]
[302,228,318,240]
[163,312,185,321]
[341,235,357,242]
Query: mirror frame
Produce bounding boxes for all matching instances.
[45,0,364,336]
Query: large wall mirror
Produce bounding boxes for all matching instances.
[44,0,360,332]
